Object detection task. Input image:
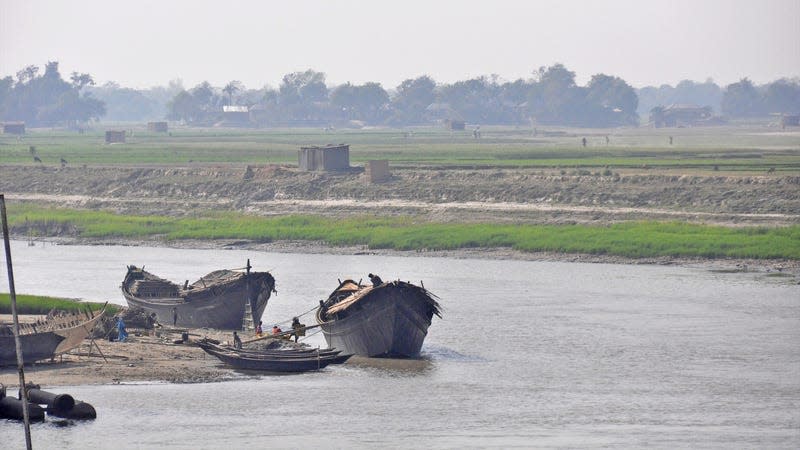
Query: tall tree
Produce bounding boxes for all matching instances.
[222,80,243,105]
[1,61,105,126]
[389,75,437,125]
[584,74,639,126]
[330,82,389,123]
[528,64,585,125]
[722,78,764,117]
[278,70,329,121]
[763,79,800,114]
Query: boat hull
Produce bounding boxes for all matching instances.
[0,309,105,366]
[318,293,434,358]
[121,268,274,330]
[0,333,64,366]
[198,343,335,372]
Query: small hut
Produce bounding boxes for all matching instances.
[445,119,465,131]
[780,114,799,129]
[105,130,126,144]
[147,121,168,133]
[298,144,350,171]
[650,104,713,128]
[365,160,390,183]
[2,122,25,135]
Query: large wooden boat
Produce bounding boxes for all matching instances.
[121,261,276,330]
[315,278,441,358]
[0,307,106,366]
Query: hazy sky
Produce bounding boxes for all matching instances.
[1,0,798,90]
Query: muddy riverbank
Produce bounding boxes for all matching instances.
[2,164,799,226]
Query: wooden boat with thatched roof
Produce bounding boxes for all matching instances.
[121,260,276,330]
[0,307,106,366]
[315,278,441,358]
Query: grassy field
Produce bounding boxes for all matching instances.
[2,125,798,262]
[8,205,800,260]
[0,293,119,315]
[1,124,798,173]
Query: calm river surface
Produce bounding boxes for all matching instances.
[2,241,799,448]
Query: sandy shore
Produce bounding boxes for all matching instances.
[0,326,275,387]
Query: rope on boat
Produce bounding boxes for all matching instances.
[266,303,320,328]
[298,327,323,342]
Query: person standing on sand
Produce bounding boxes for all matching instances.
[233,331,242,349]
[172,307,178,326]
[116,317,128,342]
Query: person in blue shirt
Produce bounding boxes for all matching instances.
[116,317,128,342]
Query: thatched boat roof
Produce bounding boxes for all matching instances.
[325,280,441,317]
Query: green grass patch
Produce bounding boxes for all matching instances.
[0,293,119,315]
[2,126,798,173]
[7,205,800,260]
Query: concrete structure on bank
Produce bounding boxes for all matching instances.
[298,144,350,171]
[105,130,126,143]
[365,160,390,183]
[147,121,168,132]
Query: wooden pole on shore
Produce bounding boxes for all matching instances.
[1,194,33,449]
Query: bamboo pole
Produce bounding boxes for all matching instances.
[1,194,33,449]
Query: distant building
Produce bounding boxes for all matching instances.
[147,121,168,132]
[221,105,251,126]
[105,130,126,143]
[780,114,799,129]
[2,122,25,135]
[365,160,390,183]
[298,144,350,171]
[445,119,465,130]
[650,104,715,128]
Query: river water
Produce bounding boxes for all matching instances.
[1,241,799,448]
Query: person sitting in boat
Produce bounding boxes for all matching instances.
[233,331,242,349]
[272,325,282,336]
[368,273,383,286]
[255,321,263,337]
[290,317,306,342]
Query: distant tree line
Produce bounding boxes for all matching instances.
[0,62,106,127]
[165,64,640,128]
[2,61,798,128]
[638,77,800,119]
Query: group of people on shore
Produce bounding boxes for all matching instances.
[244,317,306,343]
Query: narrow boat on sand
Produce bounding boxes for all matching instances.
[121,260,276,330]
[197,340,350,372]
[0,307,106,366]
[315,278,441,358]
